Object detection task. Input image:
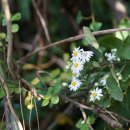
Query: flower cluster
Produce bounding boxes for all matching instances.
[90,87,103,102]
[105,48,120,63]
[68,47,94,91]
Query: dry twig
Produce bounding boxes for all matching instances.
[32,0,51,43]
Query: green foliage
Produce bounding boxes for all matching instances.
[76,119,89,130]
[89,22,102,31]
[107,72,123,101]
[11,24,19,33]
[122,36,130,60]
[11,13,21,21]
[0,33,6,40]
[83,27,99,49]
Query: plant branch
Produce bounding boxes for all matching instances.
[18,27,130,63]
[32,0,51,43]
[62,96,123,129]
[0,76,23,130]
[2,0,14,77]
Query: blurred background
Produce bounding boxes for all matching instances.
[0,0,130,130]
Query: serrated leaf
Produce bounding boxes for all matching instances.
[42,99,49,106]
[90,22,102,31]
[11,24,19,33]
[11,13,21,21]
[51,96,59,104]
[122,36,130,59]
[107,73,123,101]
[83,27,99,49]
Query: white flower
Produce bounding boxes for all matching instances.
[71,60,83,73]
[69,78,82,91]
[105,52,117,63]
[62,82,67,86]
[71,47,83,61]
[90,87,103,102]
[100,79,106,86]
[81,51,94,63]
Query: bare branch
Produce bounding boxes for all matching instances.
[18,27,130,63]
[0,76,23,130]
[2,0,14,77]
[62,96,123,130]
[32,0,51,43]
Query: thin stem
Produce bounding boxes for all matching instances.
[19,81,26,130]
[32,0,51,43]
[2,0,14,77]
[18,27,130,63]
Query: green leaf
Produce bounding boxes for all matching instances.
[107,73,123,101]
[50,96,59,104]
[76,119,83,128]
[11,13,21,21]
[0,42,3,47]
[0,88,5,99]
[76,119,89,130]
[11,24,19,33]
[92,61,100,68]
[76,11,83,24]
[47,87,53,94]
[2,18,6,26]
[87,116,95,125]
[83,27,99,49]
[81,123,89,130]
[100,96,111,108]
[42,99,49,106]
[122,36,130,59]
[0,33,6,40]
[90,22,102,31]
[122,63,130,80]
[53,85,60,94]
[98,35,123,56]
[44,94,52,100]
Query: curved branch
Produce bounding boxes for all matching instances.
[18,28,130,63]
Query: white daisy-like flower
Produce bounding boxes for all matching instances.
[105,52,117,63]
[81,51,94,63]
[71,47,83,61]
[69,78,82,91]
[100,79,106,86]
[90,87,103,102]
[71,60,83,73]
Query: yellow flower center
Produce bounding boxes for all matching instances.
[73,51,78,57]
[73,63,79,68]
[92,92,97,97]
[71,81,77,87]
